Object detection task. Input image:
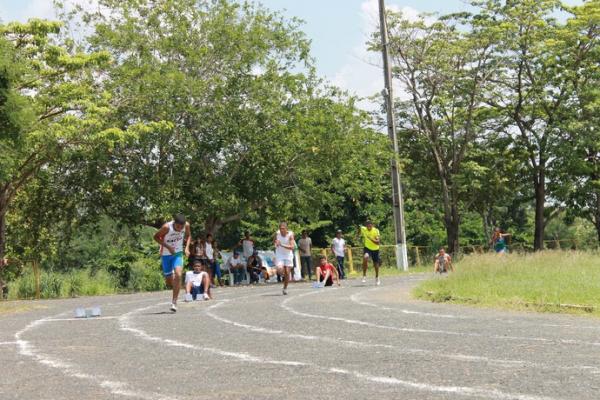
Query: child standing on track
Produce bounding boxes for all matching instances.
[274,222,295,296]
[153,214,191,312]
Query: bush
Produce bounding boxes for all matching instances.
[127,259,165,292]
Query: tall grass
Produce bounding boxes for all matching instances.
[413,251,600,315]
[7,261,165,300]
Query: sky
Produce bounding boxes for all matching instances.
[0,0,582,105]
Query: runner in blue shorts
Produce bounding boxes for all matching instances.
[154,214,191,312]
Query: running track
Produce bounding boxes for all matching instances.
[2,274,600,400]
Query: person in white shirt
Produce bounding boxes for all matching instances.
[274,221,295,295]
[185,261,211,301]
[226,251,246,285]
[238,231,255,260]
[331,230,347,280]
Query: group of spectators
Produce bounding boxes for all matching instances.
[184,229,351,288]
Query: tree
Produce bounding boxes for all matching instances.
[0,19,125,264]
[378,10,497,253]
[554,0,600,243]
[478,0,587,250]
[63,0,391,236]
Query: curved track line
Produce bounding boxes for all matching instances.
[206,290,600,375]
[349,285,468,319]
[118,295,557,400]
[14,301,179,400]
[282,289,600,347]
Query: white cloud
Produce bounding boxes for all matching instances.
[329,0,422,111]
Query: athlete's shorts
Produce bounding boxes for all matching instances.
[363,248,380,264]
[161,253,184,277]
[319,275,334,287]
[191,284,205,300]
[275,257,294,268]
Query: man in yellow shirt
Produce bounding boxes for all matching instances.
[359,220,381,286]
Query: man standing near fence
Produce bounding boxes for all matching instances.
[298,230,313,280]
[359,220,381,286]
[331,230,347,279]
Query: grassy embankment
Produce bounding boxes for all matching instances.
[413,251,600,316]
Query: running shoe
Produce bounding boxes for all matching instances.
[170,303,177,312]
[282,288,288,295]
[203,293,210,301]
[376,278,381,286]
[361,277,366,283]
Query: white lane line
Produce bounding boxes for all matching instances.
[206,291,600,375]
[46,316,119,322]
[282,290,600,347]
[14,308,178,400]
[350,286,467,319]
[119,298,556,400]
[119,302,307,367]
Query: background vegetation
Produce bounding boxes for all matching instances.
[1,0,599,299]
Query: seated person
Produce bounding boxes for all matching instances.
[315,256,340,287]
[262,256,280,283]
[246,251,263,284]
[225,251,246,285]
[185,261,211,300]
[434,248,453,273]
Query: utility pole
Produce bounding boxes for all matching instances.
[378,0,408,270]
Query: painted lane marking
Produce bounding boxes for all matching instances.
[282,290,600,347]
[118,296,557,400]
[14,307,178,400]
[207,291,600,375]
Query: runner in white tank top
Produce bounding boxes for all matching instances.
[153,214,191,312]
[274,222,295,295]
[160,221,185,256]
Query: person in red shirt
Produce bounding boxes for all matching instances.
[315,256,340,287]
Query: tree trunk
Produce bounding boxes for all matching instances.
[445,203,460,255]
[0,203,7,299]
[0,199,6,263]
[533,168,546,251]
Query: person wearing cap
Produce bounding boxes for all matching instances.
[153,213,192,312]
[226,251,246,285]
[184,261,211,300]
[330,230,347,280]
[358,220,381,286]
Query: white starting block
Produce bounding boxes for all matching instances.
[74,306,101,318]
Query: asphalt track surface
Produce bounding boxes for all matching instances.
[2,274,600,400]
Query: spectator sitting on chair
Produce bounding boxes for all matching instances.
[185,261,211,300]
[315,256,340,287]
[246,250,263,284]
[226,251,245,285]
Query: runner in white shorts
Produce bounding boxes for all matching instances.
[274,221,295,295]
